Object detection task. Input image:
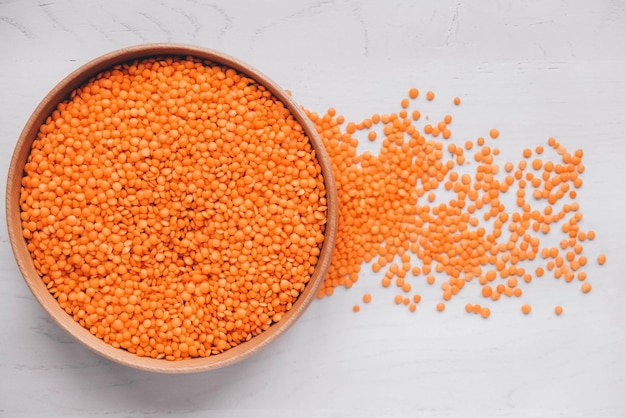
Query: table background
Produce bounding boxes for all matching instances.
[1,1,625,417]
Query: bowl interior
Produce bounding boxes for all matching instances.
[6,43,337,373]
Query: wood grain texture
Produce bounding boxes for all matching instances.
[1,0,625,417]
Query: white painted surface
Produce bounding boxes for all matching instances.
[1,1,625,417]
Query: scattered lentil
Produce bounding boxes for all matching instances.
[306,86,604,318]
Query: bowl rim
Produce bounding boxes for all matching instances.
[6,43,338,373]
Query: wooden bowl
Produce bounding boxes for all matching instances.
[6,44,337,373]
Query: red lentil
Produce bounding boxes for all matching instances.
[307,86,604,318]
[21,56,328,360]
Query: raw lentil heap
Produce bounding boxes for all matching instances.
[306,88,605,317]
[20,56,328,360]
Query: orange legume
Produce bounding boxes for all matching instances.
[21,56,327,360]
[301,86,604,319]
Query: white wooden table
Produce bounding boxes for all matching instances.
[1,1,625,416]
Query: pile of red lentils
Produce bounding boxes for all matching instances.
[20,56,328,360]
[307,88,605,317]
[20,55,607,361]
